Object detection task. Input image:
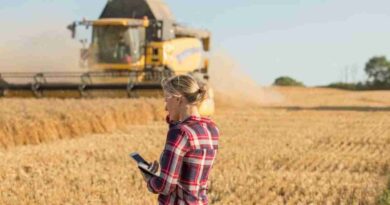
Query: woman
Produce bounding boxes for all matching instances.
[143,74,219,205]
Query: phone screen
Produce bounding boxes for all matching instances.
[130,152,150,166]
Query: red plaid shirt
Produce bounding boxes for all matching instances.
[148,115,219,205]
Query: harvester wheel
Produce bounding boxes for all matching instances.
[78,84,87,98]
[31,83,43,98]
[126,83,138,98]
[0,77,7,97]
[163,67,174,79]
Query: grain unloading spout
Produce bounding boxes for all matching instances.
[100,0,175,21]
[99,0,177,41]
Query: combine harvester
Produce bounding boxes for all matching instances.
[0,0,214,114]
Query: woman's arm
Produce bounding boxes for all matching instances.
[147,127,189,195]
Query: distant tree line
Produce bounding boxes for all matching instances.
[327,56,390,90]
[273,76,304,87]
[273,56,390,90]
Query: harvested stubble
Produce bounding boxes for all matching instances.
[0,98,165,148]
[0,88,389,204]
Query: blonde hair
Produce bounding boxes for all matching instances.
[162,74,207,105]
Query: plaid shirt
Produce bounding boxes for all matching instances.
[148,115,219,205]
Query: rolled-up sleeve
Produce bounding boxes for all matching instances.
[148,127,189,195]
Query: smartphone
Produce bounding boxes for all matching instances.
[129,152,157,177]
[130,152,150,166]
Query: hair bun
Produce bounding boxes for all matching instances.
[198,87,206,94]
[195,85,207,104]
[162,74,208,104]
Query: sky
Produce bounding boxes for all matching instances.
[1,0,390,86]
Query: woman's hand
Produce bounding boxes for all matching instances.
[141,160,159,182]
[142,160,159,193]
[149,160,159,174]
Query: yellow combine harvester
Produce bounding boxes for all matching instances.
[0,0,214,114]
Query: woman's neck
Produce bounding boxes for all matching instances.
[180,105,200,121]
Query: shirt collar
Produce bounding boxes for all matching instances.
[181,115,211,123]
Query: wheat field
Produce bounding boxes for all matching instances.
[0,87,389,204]
[0,98,165,148]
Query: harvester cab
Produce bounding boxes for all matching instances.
[69,17,150,70]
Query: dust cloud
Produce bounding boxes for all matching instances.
[0,23,82,73]
[209,50,284,107]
